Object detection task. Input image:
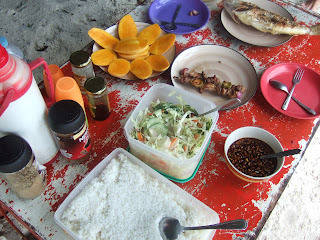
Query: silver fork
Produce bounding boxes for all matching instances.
[282,68,304,110]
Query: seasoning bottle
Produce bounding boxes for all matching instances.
[70,50,95,93]
[0,135,47,200]
[48,100,92,163]
[84,76,111,121]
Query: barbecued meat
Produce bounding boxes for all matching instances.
[174,68,246,99]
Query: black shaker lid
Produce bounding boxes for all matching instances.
[48,100,85,134]
[0,135,33,173]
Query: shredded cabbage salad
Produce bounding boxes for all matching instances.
[131,96,213,159]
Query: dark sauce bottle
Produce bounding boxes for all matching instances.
[84,76,111,121]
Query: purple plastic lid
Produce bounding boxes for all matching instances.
[148,0,210,35]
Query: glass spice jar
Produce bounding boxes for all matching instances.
[84,76,111,121]
[70,50,95,93]
[48,100,92,163]
[0,135,47,200]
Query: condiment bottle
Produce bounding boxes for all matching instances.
[84,76,111,121]
[0,135,47,199]
[0,44,59,165]
[48,100,91,163]
[69,51,95,93]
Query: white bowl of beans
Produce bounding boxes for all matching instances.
[224,126,284,183]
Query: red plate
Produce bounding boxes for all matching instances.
[261,63,320,119]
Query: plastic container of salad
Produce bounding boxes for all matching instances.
[124,83,219,180]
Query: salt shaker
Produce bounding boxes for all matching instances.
[48,100,92,163]
[84,76,111,121]
[0,135,47,199]
[70,50,95,93]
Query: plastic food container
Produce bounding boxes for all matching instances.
[54,148,219,240]
[124,83,219,180]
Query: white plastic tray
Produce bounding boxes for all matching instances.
[54,148,219,240]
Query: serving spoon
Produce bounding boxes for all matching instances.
[197,98,241,117]
[159,217,247,240]
[260,148,301,159]
[165,4,181,31]
[269,79,316,115]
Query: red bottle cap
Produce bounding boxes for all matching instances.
[0,44,9,69]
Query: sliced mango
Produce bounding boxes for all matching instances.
[146,55,170,72]
[114,37,149,55]
[91,49,117,66]
[118,15,138,40]
[108,59,131,78]
[149,33,176,55]
[130,59,153,80]
[137,24,161,45]
[118,50,150,61]
[88,28,119,49]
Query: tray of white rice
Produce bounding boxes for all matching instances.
[54,148,219,240]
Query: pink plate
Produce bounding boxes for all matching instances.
[261,63,320,119]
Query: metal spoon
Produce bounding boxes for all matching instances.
[269,79,316,115]
[260,148,301,159]
[197,98,241,117]
[166,4,181,31]
[156,20,201,28]
[159,217,247,240]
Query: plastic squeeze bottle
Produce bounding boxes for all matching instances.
[0,44,59,164]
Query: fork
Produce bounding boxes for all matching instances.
[282,68,304,110]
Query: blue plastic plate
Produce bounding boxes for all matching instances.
[148,0,210,35]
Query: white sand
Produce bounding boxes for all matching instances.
[258,124,320,240]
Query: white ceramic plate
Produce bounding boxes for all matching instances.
[171,45,257,110]
[92,22,176,80]
[221,0,293,47]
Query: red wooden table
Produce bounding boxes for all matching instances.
[1,1,319,239]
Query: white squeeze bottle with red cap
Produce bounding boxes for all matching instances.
[0,44,59,164]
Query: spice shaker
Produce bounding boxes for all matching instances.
[84,76,111,121]
[70,51,95,93]
[0,135,47,199]
[48,100,92,163]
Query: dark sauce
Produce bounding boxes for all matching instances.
[93,104,111,121]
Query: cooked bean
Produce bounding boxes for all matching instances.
[227,138,277,177]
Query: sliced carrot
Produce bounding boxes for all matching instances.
[137,131,144,142]
[147,112,153,116]
[168,137,178,149]
[183,145,187,152]
[194,133,199,140]
[197,123,203,128]
[192,119,199,122]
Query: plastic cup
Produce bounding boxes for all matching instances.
[43,64,64,98]
[55,77,84,111]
